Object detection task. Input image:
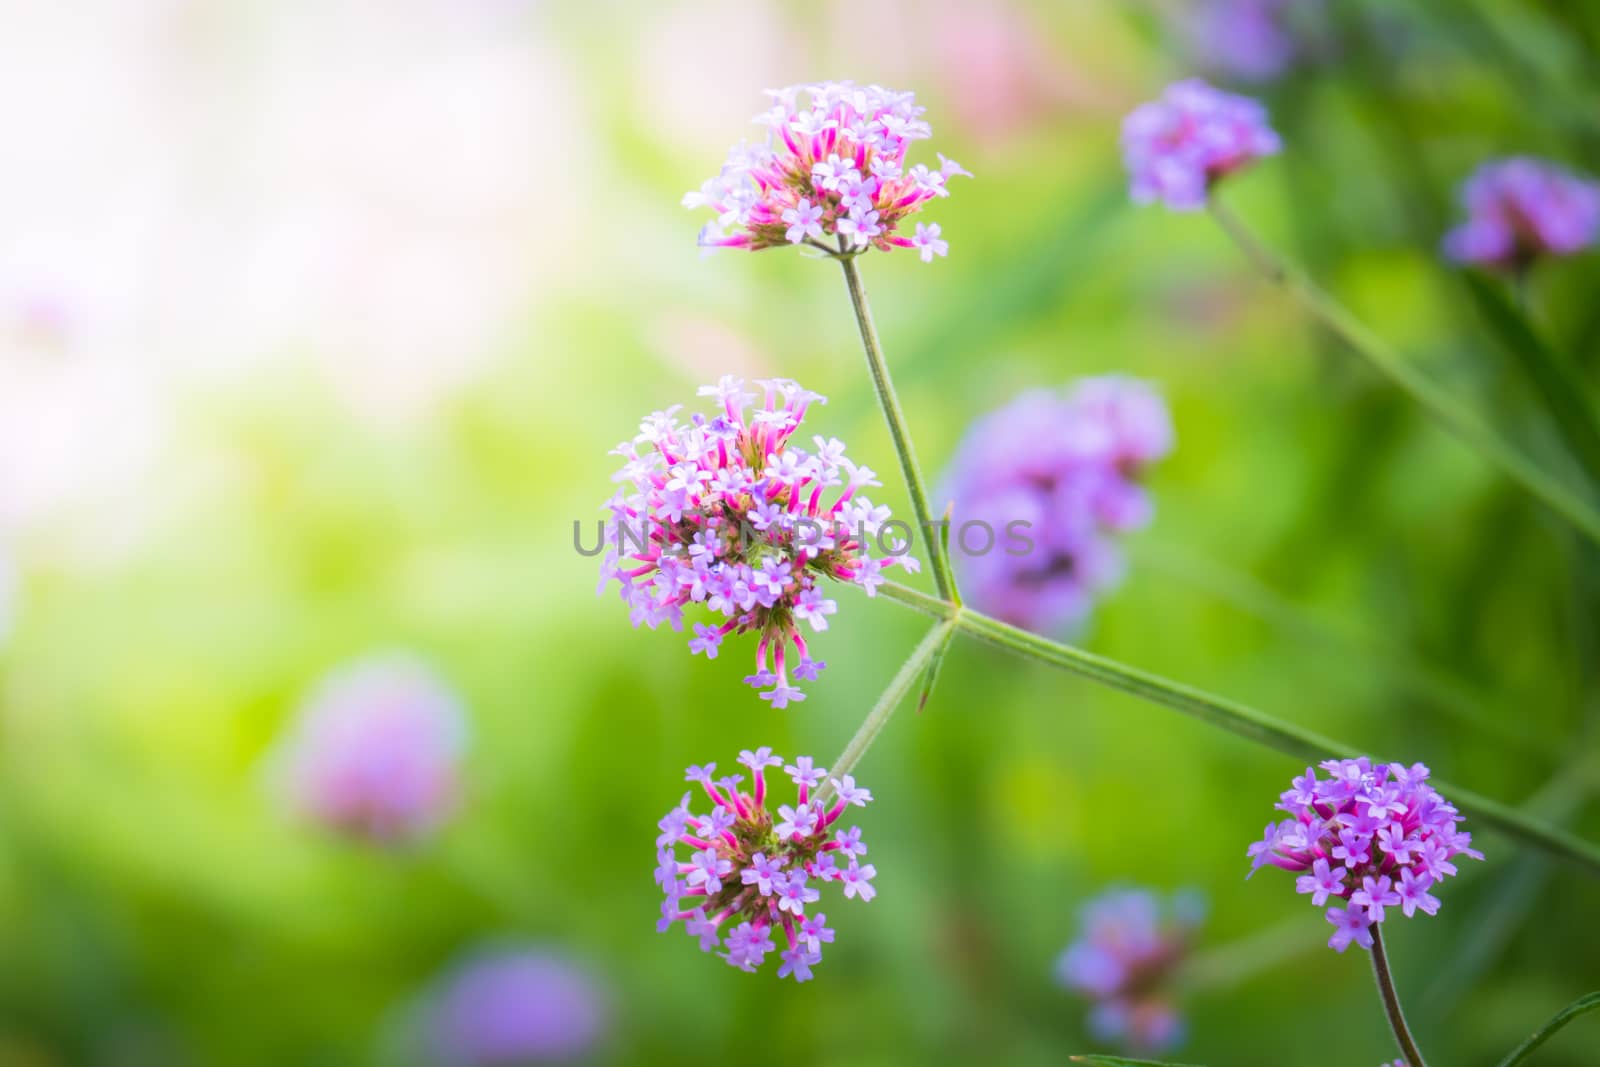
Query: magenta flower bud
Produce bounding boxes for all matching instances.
[684,81,969,260]
[1247,759,1483,952]
[1442,157,1600,272]
[1055,888,1204,1053]
[278,654,467,843]
[939,377,1173,633]
[654,750,874,981]
[599,378,917,706]
[425,946,608,1065]
[1122,79,1281,211]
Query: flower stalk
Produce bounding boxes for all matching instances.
[837,254,960,603]
[1370,924,1429,1067]
[1207,197,1600,547]
[823,619,956,797]
[868,576,1600,877]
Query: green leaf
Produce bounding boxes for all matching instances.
[915,616,959,713]
[1495,990,1600,1067]
[1070,1056,1208,1067]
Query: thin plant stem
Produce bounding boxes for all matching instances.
[1207,197,1600,547]
[821,620,957,800]
[866,577,1600,876]
[1130,538,1552,761]
[836,253,960,602]
[1370,924,1428,1067]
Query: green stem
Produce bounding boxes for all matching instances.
[1370,924,1429,1067]
[822,620,957,797]
[1494,991,1600,1067]
[837,254,959,602]
[869,577,1600,876]
[1207,198,1600,547]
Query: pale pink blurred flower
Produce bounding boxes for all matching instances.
[0,267,167,563]
[279,654,469,844]
[824,0,1117,145]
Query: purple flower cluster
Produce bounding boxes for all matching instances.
[598,377,917,707]
[686,81,969,259]
[1055,888,1204,1053]
[1184,0,1324,83]
[1122,79,1281,211]
[940,377,1173,633]
[425,946,608,1065]
[279,654,467,844]
[654,749,876,982]
[1442,157,1600,272]
[1248,758,1483,952]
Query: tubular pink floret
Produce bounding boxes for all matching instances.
[1247,758,1483,953]
[655,750,873,981]
[683,82,967,261]
[599,377,916,706]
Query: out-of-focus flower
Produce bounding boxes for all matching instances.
[426,946,608,1065]
[1442,157,1600,272]
[598,377,917,707]
[655,749,875,981]
[1183,0,1324,83]
[939,377,1173,634]
[685,81,969,258]
[1055,888,1204,1053]
[1122,79,1280,211]
[1248,759,1482,952]
[279,654,468,843]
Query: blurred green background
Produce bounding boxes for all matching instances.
[1,1,1598,1064]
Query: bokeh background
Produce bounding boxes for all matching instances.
[2,1,1599,1064]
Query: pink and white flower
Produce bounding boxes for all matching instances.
[685,81,969,260]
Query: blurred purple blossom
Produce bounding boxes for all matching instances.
[1055,887,1205,1053]
[1442,157,1600,272]
[939,377,1173,634]
[1248,758,1482,952]
[426,946,608,1065]
[1122,79,1281,211]
[280,654,467,844]
[1184,0,1325,83]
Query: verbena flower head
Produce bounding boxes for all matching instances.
[1247,758,1483,952]
[1122,79,1281,211]
[654,749,876,981]
[685,81,970,259]
[425,946,608,1065]
[1442,157,1600,272]
[280,654,467,843]
[1185,0,1324,83]
[1055,887,1204,1053]
[940,377,1173,633]
[599,377,917,707]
